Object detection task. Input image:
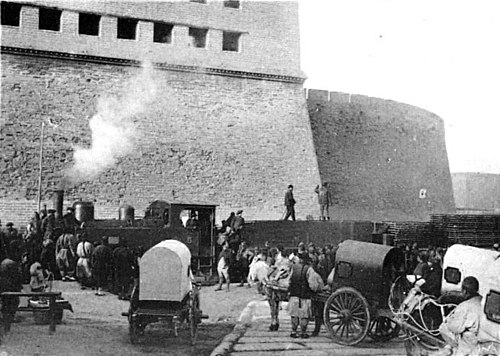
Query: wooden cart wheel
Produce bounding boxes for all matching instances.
[128,285,143,344]
[368,316,400,341]
[189,290,200,345]
[323,287,371,346]
[129,313,140,344]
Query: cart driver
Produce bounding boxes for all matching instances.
[287,252,323,339]
[437,276,482,356]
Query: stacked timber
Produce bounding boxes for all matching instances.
[430,214,500,247]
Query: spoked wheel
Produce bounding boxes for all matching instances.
[129,313,143,344]
[368,316,400,341]
[189,290,200,345]
[128,285,143,344]
[323,287,371,346]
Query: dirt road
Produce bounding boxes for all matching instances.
[0,281,261,356]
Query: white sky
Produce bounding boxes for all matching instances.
[298,0,500,174]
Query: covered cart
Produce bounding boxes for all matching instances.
[314,240,405,345]
[395,244,500,355]
[124,240,204,345]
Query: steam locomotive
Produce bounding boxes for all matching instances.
[52,190,217,274]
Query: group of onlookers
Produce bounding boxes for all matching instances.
[0,211,139,300]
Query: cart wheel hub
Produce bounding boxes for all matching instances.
[340,309,352,321]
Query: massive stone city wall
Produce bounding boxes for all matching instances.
[0,1,456,228]
[307,89,455,221]
[0,54,320,226]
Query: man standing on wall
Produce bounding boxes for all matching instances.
[283,185,296,221]
[314,182,332,220]
[230,210,245,242]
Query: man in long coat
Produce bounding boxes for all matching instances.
[55,233,76,281]
[113,241,136,300]
[287,252,323,338]
[92,237,113,296]
[314,182,332,220]
[41,209,56,241]
[283,185,296,221]
[76,232,94,288]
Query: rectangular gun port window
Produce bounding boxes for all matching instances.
[153,22,173,44]
[1,2,22,27]
[79,13,100,36]
[222,31,241,52]
[189,27,208,48]
[224,1,240,9]
[39,7,62,31]
[117,17,137,40]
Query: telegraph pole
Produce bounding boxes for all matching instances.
[37,121,45,213]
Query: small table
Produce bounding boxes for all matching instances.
[1,291,62,333]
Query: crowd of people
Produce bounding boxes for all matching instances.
[0,209,140,302]
[214,234,339,338]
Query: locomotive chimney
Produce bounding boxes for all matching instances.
[52,189,64,220]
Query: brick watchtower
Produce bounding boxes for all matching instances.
[1,1,321,224]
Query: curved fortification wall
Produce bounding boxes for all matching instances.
[307,89,455,221]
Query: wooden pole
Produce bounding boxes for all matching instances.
[37,122,45,213]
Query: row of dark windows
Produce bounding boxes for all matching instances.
[1,2,241,51]
[191,0,241,8]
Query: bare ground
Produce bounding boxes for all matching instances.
[0,281,262,356]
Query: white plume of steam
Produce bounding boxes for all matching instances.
[66,62,157,185]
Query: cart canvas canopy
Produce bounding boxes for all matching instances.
[139,240,193,302]
[332,240,405,307]
[442,244,499,296]
[442,244,500,343]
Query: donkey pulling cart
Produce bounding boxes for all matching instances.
[123,240,206,345]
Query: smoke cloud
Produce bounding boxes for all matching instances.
[65,62,157,185]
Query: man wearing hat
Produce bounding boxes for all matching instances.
[41,209,57,240]
[287,252,324,338]
[283,184,296,221]
[314,182,332,220]
[230,210,245,243]
[63,207,80,235]
[4,222,18,243]
[0,219,7,261]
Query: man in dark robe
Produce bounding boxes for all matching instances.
[113,241,137,300]
[41,209,57,241]
[283,185,296,221]
[56,233,76,281]
[0,258,23,329]
[92,237,113,296]
[62,207,80,235]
